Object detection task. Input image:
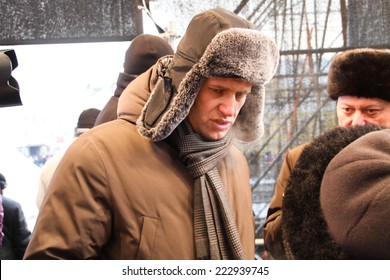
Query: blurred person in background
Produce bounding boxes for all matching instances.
[36,108,100,209]
[0,173,31,259]
[94,34,174,126]
[0,49,23,247]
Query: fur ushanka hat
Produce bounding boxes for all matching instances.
[328,48,390,101]
[320,129,390,260]
[281,124,384,259]
[137,8,279,142]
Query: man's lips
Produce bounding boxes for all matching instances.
[211,119,232,130]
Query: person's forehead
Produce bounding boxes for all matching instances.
[338,95,390,107]
[204,76,252,86]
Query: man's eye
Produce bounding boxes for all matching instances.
[366,109,379,115]
[211,88,223,94]
[236,92,248,100]
[342,107,353,113]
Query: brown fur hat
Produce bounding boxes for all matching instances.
[320,129,390,260]
[328,48,390,101]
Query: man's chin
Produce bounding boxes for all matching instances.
[203,131,228,141]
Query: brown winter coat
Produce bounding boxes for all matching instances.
[262,143,306,259]
[24,66,255,260]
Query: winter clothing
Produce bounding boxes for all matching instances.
[25,7,279,260]
[263,143,306,259]
[0,196,31,259]
[263,47,390,260]
[94,34,174,126]
[25,68,255,259]
[320,129,390,259]
[137,19,279,143]
[36,153,65,209]
[37,108,100,209]
[328,48,390,101]
[281,124,384,259]
[136,8,278,259]
[172,120,245,259]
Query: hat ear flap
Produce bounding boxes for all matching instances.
[234,85,265,142]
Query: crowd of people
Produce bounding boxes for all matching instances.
[1,7,389,260]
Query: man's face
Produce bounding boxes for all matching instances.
[187,77,252,141]
[337,95,390,128]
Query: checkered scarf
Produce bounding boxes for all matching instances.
[174,120,246,260]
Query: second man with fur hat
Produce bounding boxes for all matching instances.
[263,47,390,259]
[25,7,279,260]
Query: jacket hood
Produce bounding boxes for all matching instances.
[136,7,279,142]
[93,72,138,126]
[117,67,156,124]
[281,124,383,259]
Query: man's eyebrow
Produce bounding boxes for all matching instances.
[339,102,383,108]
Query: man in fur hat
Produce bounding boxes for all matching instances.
[263,48,390,259]
[24,7,279,260]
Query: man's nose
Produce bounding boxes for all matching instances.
[351,111,367,126]
[218,96,236,117]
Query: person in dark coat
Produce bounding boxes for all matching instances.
[281,124,389,259]
[94,34,174,126]
[0,173,31,259]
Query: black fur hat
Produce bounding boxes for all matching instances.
[328,48,390,101]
